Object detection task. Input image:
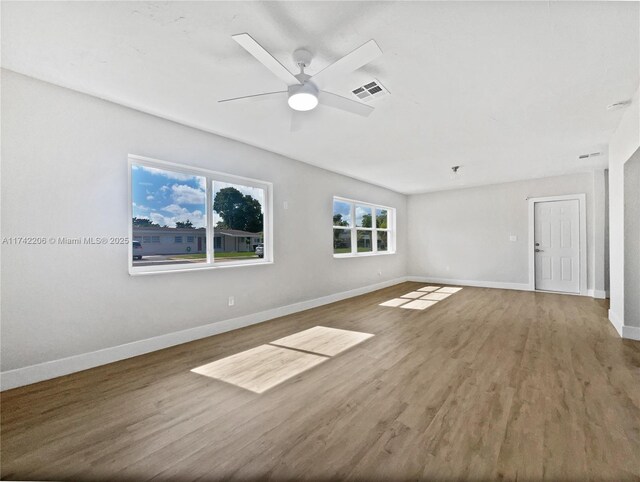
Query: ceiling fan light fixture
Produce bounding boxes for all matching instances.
[287,83,319,111]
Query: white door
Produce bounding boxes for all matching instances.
[534,199,580,293]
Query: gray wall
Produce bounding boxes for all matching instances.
[1,70,408,371]
[624,149,640,327]
[407,173,603,290]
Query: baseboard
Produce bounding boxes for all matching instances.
[406,276,531,292]
[608,309,624,337]
[408,276,604,299]
[588,289,608,299]
[622,324,640,341]
[0,276,408,391]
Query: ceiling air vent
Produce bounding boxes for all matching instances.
[351,79,389,103]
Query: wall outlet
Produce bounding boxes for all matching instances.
[283,201,288,210]
[509,235,517,242]
[377,270,382,276]
[228,296,235,307]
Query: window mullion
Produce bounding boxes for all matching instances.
[351,203,357,255]
[373,226,378,253]
[207,178,214,264]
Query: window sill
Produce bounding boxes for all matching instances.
[333,251,396,259]
[129,259,273,276]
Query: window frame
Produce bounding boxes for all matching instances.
[128,154,273,275]
[332,196,396,258]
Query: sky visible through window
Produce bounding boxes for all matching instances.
[132,165,206,228]
[333,200,352,226]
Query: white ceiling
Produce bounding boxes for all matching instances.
[2,1,638,193]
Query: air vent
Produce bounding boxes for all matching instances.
[351,79,389,103]
[579,152,601,159]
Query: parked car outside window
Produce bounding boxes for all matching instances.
[255,243,264,258]
[132,240,143,260]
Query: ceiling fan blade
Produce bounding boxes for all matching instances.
[318,91,374,117]
[290,110,304,132]
[309,40,382,89]
[232,33,302,86]
[219,91,287,103]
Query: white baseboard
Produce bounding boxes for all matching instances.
[592,289,607,299]
[622,324,640,341]
[0,276,408,391]
[409,276,604,299]
[588,289,608,299]
[406,276,531,292]
[608,309,624,337]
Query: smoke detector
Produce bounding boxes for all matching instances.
[351,79,389,103]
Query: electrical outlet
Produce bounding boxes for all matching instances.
[228,296,235,307]
[377,270,382,276]
[509,235,517,242]
[283,201,288,210]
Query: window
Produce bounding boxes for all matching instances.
[130,155,272,274]
[213,180,264,264]
[333,197,395,257]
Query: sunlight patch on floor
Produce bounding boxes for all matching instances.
[192,327,374,393]
[421,292,451,301]
[418,286,441,292]
[400,299,438,310]
[437,287,463,293]
[379,298,411,307]
[191,344,327,394]
[400,291,425,299]
[380,286,463,310]
[271,326,374,357]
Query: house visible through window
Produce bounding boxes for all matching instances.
[130,155,271,274]
[333,197,395,256]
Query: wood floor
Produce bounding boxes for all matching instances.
[2,283,640,481]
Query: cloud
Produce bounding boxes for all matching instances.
[132,204,150,217]
[171,184,205,205]
[146,195,155,201]
[150,206,205,228]
[140,166,202,182]
[162,204,188,215]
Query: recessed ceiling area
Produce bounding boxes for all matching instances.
[2,1,638,193]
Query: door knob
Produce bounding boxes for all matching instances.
[535,249,543,252]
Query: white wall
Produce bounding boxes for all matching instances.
[608,86,640,336]
[407,172,605,292]
[624,150,640,328]
[1,70,407,376]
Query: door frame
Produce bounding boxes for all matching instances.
[527,193,587,295]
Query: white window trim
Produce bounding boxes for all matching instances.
[128,154,273,275]
[332,196,396,258]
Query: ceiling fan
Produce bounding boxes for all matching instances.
[219,33,383,127]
